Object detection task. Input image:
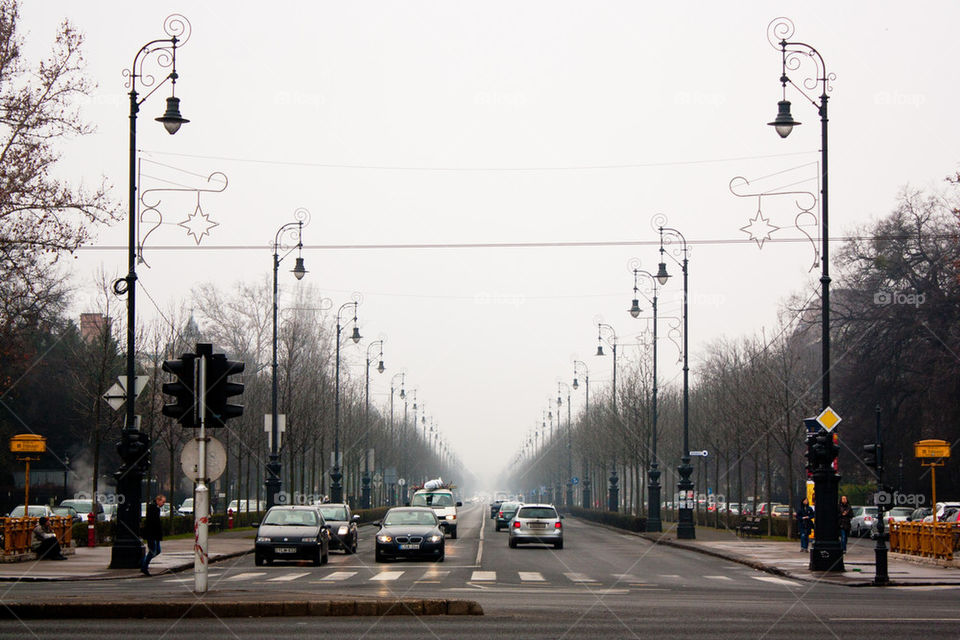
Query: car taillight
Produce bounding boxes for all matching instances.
[498,512,503,518]
[513,521,520,528]
[555,522,562,529]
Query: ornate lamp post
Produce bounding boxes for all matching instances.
[558,382,573,508]
[657,223,694,539]
[629,264,662,532]
[389,372,405,505]
[363,340,385,509]
[111,14,191,570]
[766,16,842,572]
[266,214,308,509]
[573,360,590,508]
[332,301,361,503]
[596,322,619,511]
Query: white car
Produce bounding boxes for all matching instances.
[410,487,462,539]
[850,506,878,536]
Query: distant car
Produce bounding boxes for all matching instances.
[508,504,563,549]
[374,507,445,563]
[489,500,504,518]
[870,506,913,537]
[495,501,522,532]
[178,498,195,516]
[925,502,960,522]
[102,503,118,522]
[8,505,57,518]
[315,503,359,554]
[908,507,931,522]
[772,504,791,518]
[140,502,172,517]
[254,505,330,566]
[726,503,741,515]
[52,506,81,524]
[59,499,105,522]
[851,506,878,536]
[936,507,960,526]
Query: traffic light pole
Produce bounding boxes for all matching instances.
[873,405,889,585]
[194,345,210,594]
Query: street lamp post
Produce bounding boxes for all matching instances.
[389,372,405,505]
[766,16,842,572]
[363,340,384,509]
[657,224,694,539]
[332,301,361,503]
[629,265,662,532]
[266,215,307,510]
[558,382,573,508]
[573,360,590,508]
[596,323,619,511]
[112,14,191,569]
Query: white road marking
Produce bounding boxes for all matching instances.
[471,570,497,581]
[519,571,545,581]
[417,570,449,581]
[476,510,485,566]
[267,572,310,582]
[564,572,598,583]
[704,575,733,581]
[318,571,356,581]
[752,576,800,587]
[658,574,682,579]
[370,571,404,581]
[223,572,266,581]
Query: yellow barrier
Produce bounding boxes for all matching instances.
[1,517,73,555]
[890,521,958,561]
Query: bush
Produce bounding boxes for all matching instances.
[567,506,646,531]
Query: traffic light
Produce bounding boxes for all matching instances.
[804,433,818,474]
[161,354,198,427]
[205,353,244,428]
[116,430,151,470]
[863,442,882,470]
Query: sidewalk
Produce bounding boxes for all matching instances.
[0,528,254,582]
[636,522,960,587]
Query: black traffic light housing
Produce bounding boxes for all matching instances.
[804,433,818,474]
[205,353,244,428]
[862,442,882,470]
[161,353,198,427]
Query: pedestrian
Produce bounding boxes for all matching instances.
[141,494,165,576]
[32,517,67,560]
[797,498,814,551]
[838,495,853,552]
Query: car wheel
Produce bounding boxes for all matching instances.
[313,548,323,566]
[255,554,264,567]
[554,540,563,550]
[450,526,457,540]
[508,537,517,549]
[349,538,358,555]
[436,548,445,562]
[495,523,501,532]
[322,546,329,565]
[375,549,385,563]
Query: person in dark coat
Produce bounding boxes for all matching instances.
[32,517,67,560]
[838,495,853,552]
[141,494,165,576]
[797,498,814,551]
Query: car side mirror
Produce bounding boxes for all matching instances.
[456,502,462,507]
[372,521,380,527]
[352,514,360,522]
[322,523,331,529]
[251,522,260,528]
[560,515,564,519]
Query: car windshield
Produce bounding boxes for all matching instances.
[62,500,92,512]
[384,510,437,527]
[181,499,193,508]
[500,502,520,513]
[262,509,319,526]
[411,492,453,507]
[888,507,913,517]
[517,507,557,519]
[318,506,348,521]
[10,506,47,517]
[864,507,878,516]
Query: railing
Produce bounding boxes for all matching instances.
[890,521,959,561]
[1,517,73,555]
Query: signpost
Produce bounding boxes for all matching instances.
[915,439,951,522]
[10,434,46,513]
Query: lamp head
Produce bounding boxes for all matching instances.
[400,388,406,399]
[629,299,641,318]
[351,326,361,344]
[572,377,579,390]
[291,257,307,280]
[656,261,670,285]
[768,99,800,138]
[155,96,189,134]
[596,344,605,357]
[377,360,385,373]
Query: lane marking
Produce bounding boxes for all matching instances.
[267,572,311,582]
[704,575,733,581]
[471,570,496,581]
[224,572,266,581]
[752,576,800,587]
[370,571,404,581]
[318,571,356,581]
[658,574,681,579]
[519,571,545,582]
[475,509,485,566]
[564,572,598,583]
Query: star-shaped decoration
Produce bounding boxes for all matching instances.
[178,201,220,245]
[740,211,780,249]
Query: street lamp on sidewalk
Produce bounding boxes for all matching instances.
[332,300,361,503]
[389,372,405,505]
[596,322,619,511]
[558,381,573,508]
[363,340,384,509]
[573,360,590,508]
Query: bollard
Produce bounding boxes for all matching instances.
[227,508,233,529]
[87,512,96,547]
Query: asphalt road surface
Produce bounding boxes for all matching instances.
[3,503,959,638]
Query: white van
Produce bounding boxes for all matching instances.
[410,488,462,538]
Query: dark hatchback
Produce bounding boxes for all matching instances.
[375,507,445,562]
[495,501,522,531]
[316,503,359,553]
[254,505,330,566]
[489,500,504,518]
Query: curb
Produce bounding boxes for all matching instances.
[0,598,483,619]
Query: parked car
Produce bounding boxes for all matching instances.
[140,502,172,517]
[374,507,445,563]
[253,505,330,566]
[59,499,105,522]
[726,503,741,515]
[495,501,523,532]
[925,502,960,522]
[772,504,791,518]
[178,498,195,516]
[52,506,81,524]
[870,506,913,537]
[8,505,56,518]
[908,507,931,522]
[508,504,563,549]
[937,507,960,526]
[315,503,359,554]
[851,506,878,536]
[102,503,118,522]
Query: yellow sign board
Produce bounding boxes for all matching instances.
[915,439,950,459]
[9,434,46,454]
[816,407,842,432]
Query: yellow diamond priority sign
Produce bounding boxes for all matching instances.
[815,407,842,432]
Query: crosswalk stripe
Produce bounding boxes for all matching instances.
[471,570,497,581]
[753,576,799,587]
[658,574,681,579]
[564,572,598,583]
[519,571,545,582]
[224,572,266,581]
[371,571,404,581]
[268,572,311,582]
[705,575,733,581]
[318,571,356,581]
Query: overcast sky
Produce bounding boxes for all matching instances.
[21,2,960,489]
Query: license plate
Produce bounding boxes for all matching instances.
[400,544,419,550]
[275,547,296,554]
[529,523,546,529]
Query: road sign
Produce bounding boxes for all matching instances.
[103,376,148,411]
[263,414,286,450]
[689,450,708,457]
[373,472,383,483]
[571,477,579,485]
[915,439,951,459]
[815,406,842,432]
[398,478,406,487]
[181,437,227,482]
[10,434,46,454]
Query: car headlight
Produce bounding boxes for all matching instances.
[448,515,457,521]
[256,537,270,543]
[377,534,393,543]
[338,525,349,536]
[427,534,442,543]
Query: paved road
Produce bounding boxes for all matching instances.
[3,503,959,638]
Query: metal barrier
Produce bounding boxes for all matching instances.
[1,517,73,555]
[890,521,958,561]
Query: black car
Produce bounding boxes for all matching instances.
[254,506,330,566]
[495,501,522,531]
[375,507,445,563]
[489,500,504,519]
[316,503,359,554]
